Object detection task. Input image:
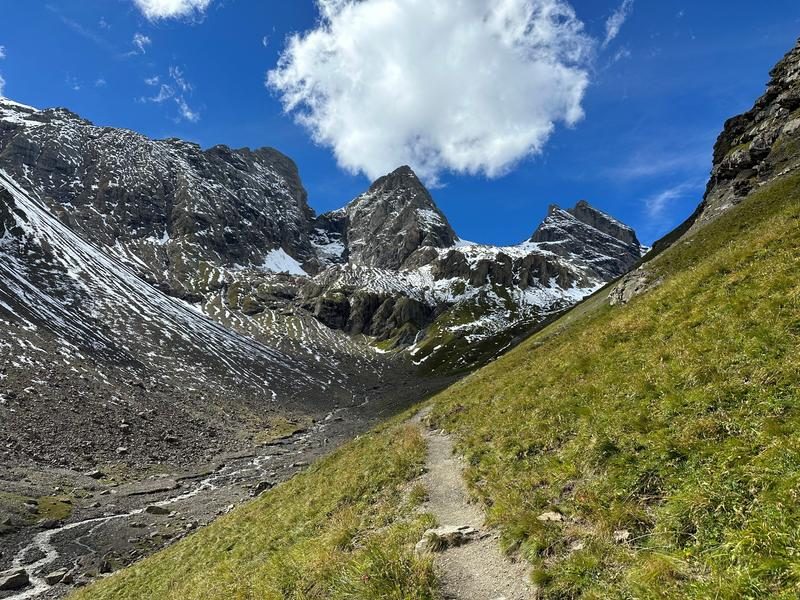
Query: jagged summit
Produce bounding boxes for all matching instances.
[530,200,643,280]
[319,165,457,270]
[567,200,640,247]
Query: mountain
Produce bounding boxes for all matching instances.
[302,169,645,371]
[0,97,644,376]
[0,168,429,471]
[0,95,642,596]
[316,165,457,270]
[66,37,800,600]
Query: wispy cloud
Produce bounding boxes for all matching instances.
[175,97,200,122]
[66,74,82,91]
[169,66,192,92]
[645,180,704,219]
[140,66,200,123]
[613,47,631,62]
[95,78,107,88]
[132,33,152,55]
[99,17,111,30]
[603,0,634,48]
[606,144,712,181]
[47,5,114,51]
[0,45,5,96]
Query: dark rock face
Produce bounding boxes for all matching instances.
[568,200,640,247]
[0,568,29,591]
[320,166,457,270]
[0,99,316,295]
[700,38,800,225]
[611,38,800,307]
[531,203,644,280]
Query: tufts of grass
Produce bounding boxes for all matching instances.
[429,171,800,598]
[71,419,439,600]
[36,496,73,522]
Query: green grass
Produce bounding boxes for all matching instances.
[36,496,73,522]
[429,171,800,598]
[71,418,438,600]
[72,170,800,599]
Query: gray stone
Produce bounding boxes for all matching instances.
[0,568,29,591]
[251,481,275,497]
[144,505,171,516]
[44,568,68,585]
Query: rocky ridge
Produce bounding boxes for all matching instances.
[0,96,645,373]
[612,37,800,304]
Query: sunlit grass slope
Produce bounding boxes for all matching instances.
[71,421,437,600]
[430,172,800,599]
[74,171,800,600]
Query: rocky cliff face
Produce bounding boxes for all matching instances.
[531,201,643,280]
[700,39,800,225]
[0,98,317,300]
[611,38,800,305]
[315,166,457,270]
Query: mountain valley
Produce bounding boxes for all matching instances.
[0,91,644,598]
[38,36,800,600]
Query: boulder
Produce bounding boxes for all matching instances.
[144,505,171,516]
[44,568,68,585]
[251,481,274,497]
[0,568,29,591]
[537,511,564,522]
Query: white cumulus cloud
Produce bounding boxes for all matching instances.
[132,0,212,21]
[0,46,6,60]
[603,0,634,48]
[268,0,593,183]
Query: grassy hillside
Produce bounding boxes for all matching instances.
[430,171,800,599]
[71,418,438,600]
[73,171,800,599]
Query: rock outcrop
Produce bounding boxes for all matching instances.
[610,38,800,306]
[0,98,317,299]
[700,38,800,225]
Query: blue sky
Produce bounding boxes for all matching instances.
[1,1,799,245]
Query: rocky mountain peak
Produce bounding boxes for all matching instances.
[330,166,457,270]
[366,165,422,193]
[531,200,644,280]
[567,200,640,247]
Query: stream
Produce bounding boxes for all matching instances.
[3,410,347,600]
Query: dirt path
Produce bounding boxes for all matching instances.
[414,410,534,600]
